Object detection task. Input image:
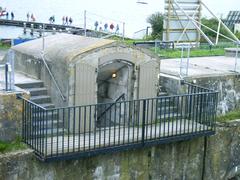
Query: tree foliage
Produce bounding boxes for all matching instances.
[147,12,164,39]
[201,18,230,42]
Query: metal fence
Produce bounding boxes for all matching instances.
[20,82,218,161]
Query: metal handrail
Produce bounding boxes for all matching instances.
[20,83,218,161]
[40,53,66,101]
[97,93,125,120]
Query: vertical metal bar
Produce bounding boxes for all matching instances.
[191,94,195,135]
[158,98,162,138]
[67,108,70,153]
[37,107,40,154]
[51,110,54,156]
[118,102,121,145]
[113,102,116,146]
[45,108,48,156]
[150,99,154,140]
[128,101,131,144]
[188,94,192,134]
[73,107,76,152]
[5,63,8,91]
[137,100,140,142]
[89,106,92,150]
[123,102,126,144]
[142,100,146,145]
[103,104,106,148]
[179,95,183,135]
[163,98,167,137]
[32,104,35,149]
[62,109,65,155]
[99,105,101,148]
[56,109,59,156]
[78,107,81,152]
[22,99,25,142]
[108,104,111,147]
[195,92,200,133]
[171,96,175,136]
[167,97,171,137]
[145,100,149,140]
[84,106,86,151]
[94,105,97,150]
[176,96,180,135]
[132,100,135,143]
[40,108,43,156]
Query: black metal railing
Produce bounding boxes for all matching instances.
[20,83,218,161]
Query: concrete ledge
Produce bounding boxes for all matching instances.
[225,48,240,58]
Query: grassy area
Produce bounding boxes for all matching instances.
[216,109,240,123]
[0,42,10,50]
[153,48,225,59]
[0,137,27,153]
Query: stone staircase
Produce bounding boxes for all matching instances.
[16,80,65,136]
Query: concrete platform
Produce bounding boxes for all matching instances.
[0,70,40,90]
[160,56,239,78]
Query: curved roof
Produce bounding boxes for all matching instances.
[12,34,115,62]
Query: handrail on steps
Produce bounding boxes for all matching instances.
[40,52,66,101]
[97,93,125,120]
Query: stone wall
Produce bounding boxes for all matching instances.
[0,120,240,180]
[0,90,29,141]
[160,73,240,115]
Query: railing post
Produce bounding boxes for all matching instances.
[5,63,9,91]
[142,100,146,146]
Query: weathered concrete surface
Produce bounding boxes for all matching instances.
[205,120,240,180]
[160,56,238,77]
[225,48,240,58]
[0,90,29,141]
[0,120,240,180]
[160,72,240,115]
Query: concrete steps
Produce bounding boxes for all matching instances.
[16,80,66,137]
[157,90,181,121]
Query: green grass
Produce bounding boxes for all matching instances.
[0,137,27,153]
[153,48,225,59]
[0,42,10,50]
[216,109,240,123]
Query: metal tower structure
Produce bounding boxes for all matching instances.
[163,0,240,46]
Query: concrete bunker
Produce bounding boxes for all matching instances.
[10,34,160,129]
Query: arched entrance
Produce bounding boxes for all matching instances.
[96,59,134,127]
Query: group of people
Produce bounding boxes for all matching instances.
[94,21,120,34]
[62,16,73,25]
[5,11,14,20]
[26,12,36,22]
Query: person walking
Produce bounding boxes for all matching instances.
[104,23,108,31]
[10,12,14,20]
[115,24,120,34]
[65,16,68,25]
[6,12,8,20]
[62,16,65,25]
[110,23,114,32]
[26,12,30,21]
[69,17,73,25]
[31,13,35,21]
[94,21,98,31]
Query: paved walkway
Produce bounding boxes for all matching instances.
[161,56,239,77]
[29,120,210,156]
